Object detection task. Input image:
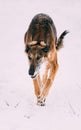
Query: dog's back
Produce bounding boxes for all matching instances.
[25,13,68,51]
[25,13,57,49]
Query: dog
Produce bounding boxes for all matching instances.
[24,13,68,106]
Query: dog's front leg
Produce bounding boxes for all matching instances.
[33,73,42,104]
[39,58,58,106]
[42,64,50,85]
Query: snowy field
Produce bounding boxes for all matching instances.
[0,0,81,130]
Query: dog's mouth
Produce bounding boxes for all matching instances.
[31,74,37,79]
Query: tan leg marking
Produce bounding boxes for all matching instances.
[42,64,50,85]
[33,77,40,97]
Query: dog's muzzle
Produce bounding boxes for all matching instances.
[29,64,39,79]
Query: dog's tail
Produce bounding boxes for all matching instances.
[56,30,69,50]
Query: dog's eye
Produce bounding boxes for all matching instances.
[36,56,41,60]
[28,56,32,60]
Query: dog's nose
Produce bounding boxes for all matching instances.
[29,64,35,76]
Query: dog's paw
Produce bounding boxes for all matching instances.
[37,96,46,106]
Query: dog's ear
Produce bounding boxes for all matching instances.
[24,31,32,45]
[25,45,30,53]
[24,32,28,44]
[42,45,50,52]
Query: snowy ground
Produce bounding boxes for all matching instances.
[0,0,81,130]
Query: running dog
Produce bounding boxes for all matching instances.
[24,13,68,106]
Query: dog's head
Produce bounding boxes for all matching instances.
[25,41,50,78]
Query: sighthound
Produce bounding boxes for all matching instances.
[24,13,68,106]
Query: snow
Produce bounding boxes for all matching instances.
[0,0,81,130]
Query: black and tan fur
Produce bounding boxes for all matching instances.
[24,13,68,106]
